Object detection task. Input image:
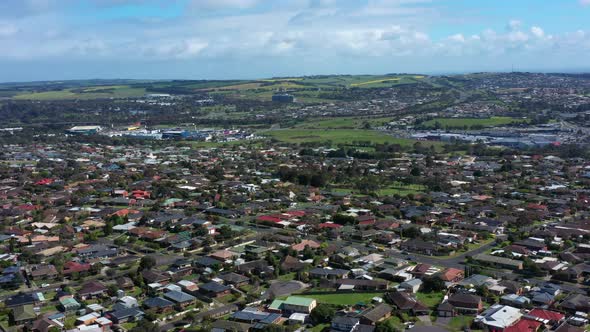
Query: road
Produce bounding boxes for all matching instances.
[386,240,497,269]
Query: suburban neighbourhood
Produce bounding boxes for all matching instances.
[0,73,590,332]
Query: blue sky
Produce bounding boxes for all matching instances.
[0,0,589,82]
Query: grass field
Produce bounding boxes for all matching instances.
[416,291,444,309]
[9,75,431,101]
[350,78,400,87]
[264,129,439,147]
[421,116,526,129]
[332,181,425,197]
[295,117,392,129]
[376,182,426,196]
[14,85,146,100]
[296,292,385,305]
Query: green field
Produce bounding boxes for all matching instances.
[295,117,392,129]
[416,291,444,309]
[264,129,439,147]
[14,85,146,100]
[376,182,426,196]
[9,75,430,101]
[296,292,385,305]
[421,116,526,129]
[332,181,425,197]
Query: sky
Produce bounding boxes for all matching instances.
[1,0,590,82]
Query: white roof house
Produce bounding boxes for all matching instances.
[475,304,522,329]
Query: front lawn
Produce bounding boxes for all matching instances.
[309,323,330,332]
[277,272,297,281]
[448,316,474,331]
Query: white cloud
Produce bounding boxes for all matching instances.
[0,1,588,73]
[507,19,522,31]
[190,0,260,10]
[448,33,465,43]
[0,22,18,37]
[531,26,544,38]
[580,0,590,6]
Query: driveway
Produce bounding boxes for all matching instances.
[417,315,432,326]
[435,317,451,327]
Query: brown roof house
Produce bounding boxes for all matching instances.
[447,293,483,315]
[386,291,429,315]
[359,304,393,325]
[77,281,107,300]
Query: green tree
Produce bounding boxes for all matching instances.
[310,304,335,324]
[139,256,156,271]
[422,275,445,292]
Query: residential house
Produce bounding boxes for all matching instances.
[11,305,37,325]
[447,293,483,315]
[474,305,522,331]
[199,281,231,298]
[143,297,175,313]
[163,290,197,308]
[386,291,429,316]
[219,272,250,288]
[359,304,393,325]
[399,279,423,293]
[106,307,144,324]
[77,281,107,300]
[268,296,317,314]
[309,267,349,280]
[473,254,523,270]
[438,268,464,283]
[331,316,360,332]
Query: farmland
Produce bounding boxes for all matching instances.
[5,74,430,102]
[14,85,146,100]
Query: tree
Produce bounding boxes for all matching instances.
[139,256,156,271]
[332,214,356,225]
[302,245,315,260]
[421,275,445,292]
[401,226,420,239]
[310,304,335,324]
[114,236,127,246]
[104,221,113,235]
[523,258,544,277]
